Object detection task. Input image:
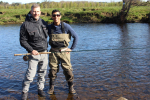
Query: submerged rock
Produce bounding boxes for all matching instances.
[117,97,128,100]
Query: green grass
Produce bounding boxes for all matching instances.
[0,5,150,24]
[126,6,150,21]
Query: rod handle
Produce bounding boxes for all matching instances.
[14,52,51,56]
[14,53,31,56]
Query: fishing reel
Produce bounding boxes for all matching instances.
[23,55,29,61]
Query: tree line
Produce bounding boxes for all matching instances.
[0,1,121,9]
[0,0,148,9]
[0,0,149,9]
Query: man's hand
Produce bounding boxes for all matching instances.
[65,48,72,54]
[31,50,39,55]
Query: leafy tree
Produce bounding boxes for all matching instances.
[40,3,43,8]
[57,2,61,8]
[26,4,30,9]
[96,2,99,7]
[22,4,26,9]
[0,1,3,4]
[70,2,73,8]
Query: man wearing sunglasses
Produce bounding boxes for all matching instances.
[47,9,78,94]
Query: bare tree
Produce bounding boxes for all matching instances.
[123,0,140,2]
[119,0,132,23]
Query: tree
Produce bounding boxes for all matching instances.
[25,4,30,9]
[0,1,3,4]
[119,0,132,23]
[101,0,133,23]
[40,3,43,8]
[123,0,140,1]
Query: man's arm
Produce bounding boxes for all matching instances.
[65,23,78,50]
[20,23,34,53]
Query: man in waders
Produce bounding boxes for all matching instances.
[47,9,78,94]
[20,4,48,100]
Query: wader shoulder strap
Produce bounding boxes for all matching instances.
[51,24,54,34]
[51,22,65,34]
[61,22,65,33]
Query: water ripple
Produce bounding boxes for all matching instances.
[1,23,150,99]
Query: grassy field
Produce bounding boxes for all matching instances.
[0,5,150,24]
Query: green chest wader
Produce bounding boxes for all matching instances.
[48,22,74,90]
[49,22,71,50]
[49,33,71,50]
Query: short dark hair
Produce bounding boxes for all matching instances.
[52,9,61,15]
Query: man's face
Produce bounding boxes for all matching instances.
[30,7,41,20]
[52,12,61,24]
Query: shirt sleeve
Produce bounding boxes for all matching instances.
[20,23,33,52]
[65,23,78,50]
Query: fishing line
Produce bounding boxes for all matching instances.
[69,46,150,52]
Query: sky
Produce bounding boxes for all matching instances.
[3,0,148,4]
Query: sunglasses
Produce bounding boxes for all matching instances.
[52,14,61,17]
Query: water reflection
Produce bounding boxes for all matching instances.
[48,93,79,100]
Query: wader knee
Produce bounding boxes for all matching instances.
[63,69,74,82]
[48,69,58,80]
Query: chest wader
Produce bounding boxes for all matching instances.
[48,22,76,94]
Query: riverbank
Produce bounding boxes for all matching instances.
[0,6,150,24]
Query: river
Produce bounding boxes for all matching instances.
[0,23,150,100]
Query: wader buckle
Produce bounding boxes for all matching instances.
[59,49,62,53]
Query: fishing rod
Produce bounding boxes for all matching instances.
[14,52,52,61]
[14,52,52,56]
[14,46,150,56]
[14,46,150,61]
[14,50,78,56]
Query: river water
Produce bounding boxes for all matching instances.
[0,23,150,100]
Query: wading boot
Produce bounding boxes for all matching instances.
[48,85,54,94]
[68,82,76,94]
[38,89,45,97]
[21,92,28,100]
[48,79,55,94]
